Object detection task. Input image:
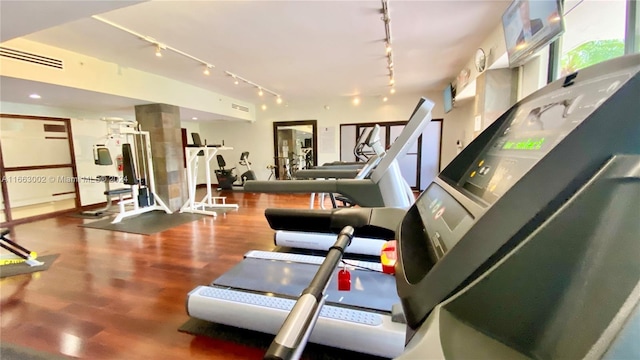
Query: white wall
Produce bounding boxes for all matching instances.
[198,93,445,182]
[519,48,550,100]
[441,98,475,169]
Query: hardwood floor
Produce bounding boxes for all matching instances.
[0,191,328,360]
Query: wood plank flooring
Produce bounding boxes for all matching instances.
[0,191,328,360]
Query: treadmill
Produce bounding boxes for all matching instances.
[261,54,640,359]
[315,126,377,168]
[273,125,392,256]
[250,100,433,256]
[244,98,434,209]
[190,55,640,359]
[296,125,384,175]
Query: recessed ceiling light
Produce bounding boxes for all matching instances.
[261,104,267,111]
[383,97,388,102]
[192,117,198,120]
[29,94,41,99]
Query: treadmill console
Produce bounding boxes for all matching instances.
[415,183,472,262]
[458,71,632,204]
[396,54,640,330]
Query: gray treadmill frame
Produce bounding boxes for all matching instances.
[399,155,640,360]
[395,54,640,329]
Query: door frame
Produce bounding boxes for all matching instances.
[272,120,318,179]
[0,114,80,227]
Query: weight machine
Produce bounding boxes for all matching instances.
[88,118,171,224]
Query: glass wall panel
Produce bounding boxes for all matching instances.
[0,117,71,167]
[559,0,627,77]
[5,167,76,220]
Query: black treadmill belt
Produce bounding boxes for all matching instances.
[213,258,399,313]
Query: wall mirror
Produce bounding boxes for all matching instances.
[272,120,317,180]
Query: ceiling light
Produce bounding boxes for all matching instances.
[192,117,198,120]
[203,65,211,75]
[29,93,41,99]
[383,97,388,102]
[224,71,283,103]
[381,0,396,95]
[93,16,218,71]
[261,104,267,111]
[353,97,361,106]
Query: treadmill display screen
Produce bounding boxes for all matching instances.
[459,72,631,204]
[417,183,470,232]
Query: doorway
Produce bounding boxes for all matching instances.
[272,120,318,180]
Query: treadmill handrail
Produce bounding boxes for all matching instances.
[264,226,354,360]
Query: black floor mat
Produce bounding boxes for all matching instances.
[0,254,60,278]
[0,343,71,360]
[80,211,203,235]
[178,317,388,360]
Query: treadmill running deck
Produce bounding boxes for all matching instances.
[213,258,399,313]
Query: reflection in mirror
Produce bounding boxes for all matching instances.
[272,120,318,180]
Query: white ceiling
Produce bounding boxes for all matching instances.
[1,0,511,119]
[0,0,144,42]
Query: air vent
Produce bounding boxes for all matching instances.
[231,103,249,113]
[0,47,64,70]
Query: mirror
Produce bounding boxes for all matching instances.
[272,120,318,180]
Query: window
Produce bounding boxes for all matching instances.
[558,0,627,77]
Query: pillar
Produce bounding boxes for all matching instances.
[134,103,185,212]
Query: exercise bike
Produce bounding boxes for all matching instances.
[238,152,257,183]
[215,152,256,190]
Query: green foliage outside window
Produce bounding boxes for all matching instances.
[561,39,625,76]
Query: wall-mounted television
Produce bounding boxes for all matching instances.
[502,0,564,68]
[443,83,455,113]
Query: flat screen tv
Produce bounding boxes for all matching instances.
[502,0,564,68]
[443,83,454,113]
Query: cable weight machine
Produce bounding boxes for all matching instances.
[112,121,171,223]
[86,118,171,223]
